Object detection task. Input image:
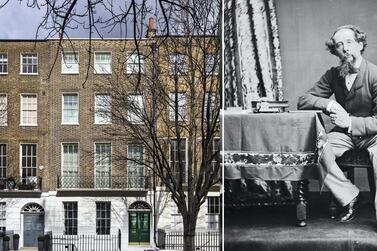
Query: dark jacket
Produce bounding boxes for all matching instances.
[298,58,377,137]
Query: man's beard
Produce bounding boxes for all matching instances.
[337,56,358,78]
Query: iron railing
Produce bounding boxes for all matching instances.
[57,175,149,189]
[161,231,220,251]
[51,234,119,251]
[0,176,42,190]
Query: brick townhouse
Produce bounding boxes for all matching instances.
[0,31,220,250]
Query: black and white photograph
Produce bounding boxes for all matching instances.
[224,0,377,250]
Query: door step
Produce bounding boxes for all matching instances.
[19,247,38,251]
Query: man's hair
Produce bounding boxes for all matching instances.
[325,24,367,55]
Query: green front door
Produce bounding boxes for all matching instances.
[129,212,150,244]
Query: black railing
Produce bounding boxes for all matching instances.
[162,231,220,251]
[0,176,42,190]
[57,176,149,189]
[51,234,119,251]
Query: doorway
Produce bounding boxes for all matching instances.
[128,201,151,245]
[22,203,45,247]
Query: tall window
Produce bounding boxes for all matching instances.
[204,54,218,74]
[126,53,144,74]
[96,202,111,235]
[62,52,79,74]
[0,94,7,126]
[207,196,220,230]
[20,94,37,126]
[169,139,187,183]
[94,94,111,124]
[0,145,6,178]
[21,144,37,179]
[170,203,183,231]
[0,54,7,74]
[63,202,78,235]
[204,92,216,121]
[169,53,186,75]
[127,144,144,188]
[62,143,79,188]
[0,203,5,232]
[62,94,79,124]
[95,143,111,188]
[169,92,186,121]
[21,53,38,74]
[127,94,143,123]
[94,52,111,74]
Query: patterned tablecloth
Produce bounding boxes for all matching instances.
[223,111,326,181]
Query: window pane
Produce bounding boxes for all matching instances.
[21,94,37,125]
[127,94,143,123]
[21,144,37,180]
[169,93,186,121]
[21,54,38,74]
[126,53,144,74]
[127,144,144,188]
[96,202,111,235]
[169,139,186,183]
[94,52,111,74]
[95,143,111,188]
[0,54,8,74]
[62,94,79,124]
[63,202,78,235]
[0,94,7,126]
[95,95,111,124]
[62,52,79,74]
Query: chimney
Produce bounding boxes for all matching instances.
[147,17,156,38]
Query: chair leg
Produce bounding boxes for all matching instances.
[367,167,376,201]
[329,195,337,219]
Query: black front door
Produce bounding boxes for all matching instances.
[24,214,44,246]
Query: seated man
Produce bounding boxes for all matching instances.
[298,24,377,222]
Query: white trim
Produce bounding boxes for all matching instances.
[61,92,79,125]
[20,93,38,126]
[94,51,112,74]
[0,93,7,126]
[94,142,112,188]
[19,143,38,178]
[61,51,80,75]
[20,53,38,75]
[0,52,8,75]
[61,142,80,177]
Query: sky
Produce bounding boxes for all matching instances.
[0,1,156,39]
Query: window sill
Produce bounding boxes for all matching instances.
[61,72,80,75]
[94,123,112,125]
[93,72,112,75]
[19,73,38,75]
[0,73,8,75]
[61,123,80,126]
[19,124,37,127]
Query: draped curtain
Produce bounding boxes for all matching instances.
[224,0,283,108]
[224,0,292,200]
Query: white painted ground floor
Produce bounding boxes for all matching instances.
[0,190,220,251]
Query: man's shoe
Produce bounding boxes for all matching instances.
[337,194,361,222]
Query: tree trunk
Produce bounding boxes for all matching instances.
[183,213,197,251]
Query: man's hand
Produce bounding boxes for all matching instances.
[330,110,350,128]
[328,101,347,114]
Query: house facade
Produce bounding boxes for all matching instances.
[0,33,220,250]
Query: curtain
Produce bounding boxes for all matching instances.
[224,0,283,108]
[224,0,292,200]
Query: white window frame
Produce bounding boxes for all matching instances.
[19,143,37,180]
[0,144,7,178]
[0,53,8,74]
[94,52,112,74]
[94,142,112,188]
[20,53,38,75]
[127,94,144,124]
[169,92,186,121]
[0,94,7,126]
[127,144,144,188]
[61,52,79,74]
[96,201,111,235]
[206,196,220,231]
[61,142,80,177]
[94,94,112,125]
[205,54,218,75]
[169,138,187,184]
[62,93,79,125]
[63,201,78,235]
[126,53,144,74]
[169,53,186,75]
[20,94,37,126]
[170,202,183,231]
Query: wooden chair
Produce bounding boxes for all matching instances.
[329,149,376,218]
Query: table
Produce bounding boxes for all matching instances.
[222,110,325,226]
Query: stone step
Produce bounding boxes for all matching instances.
[19,247,38,251]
